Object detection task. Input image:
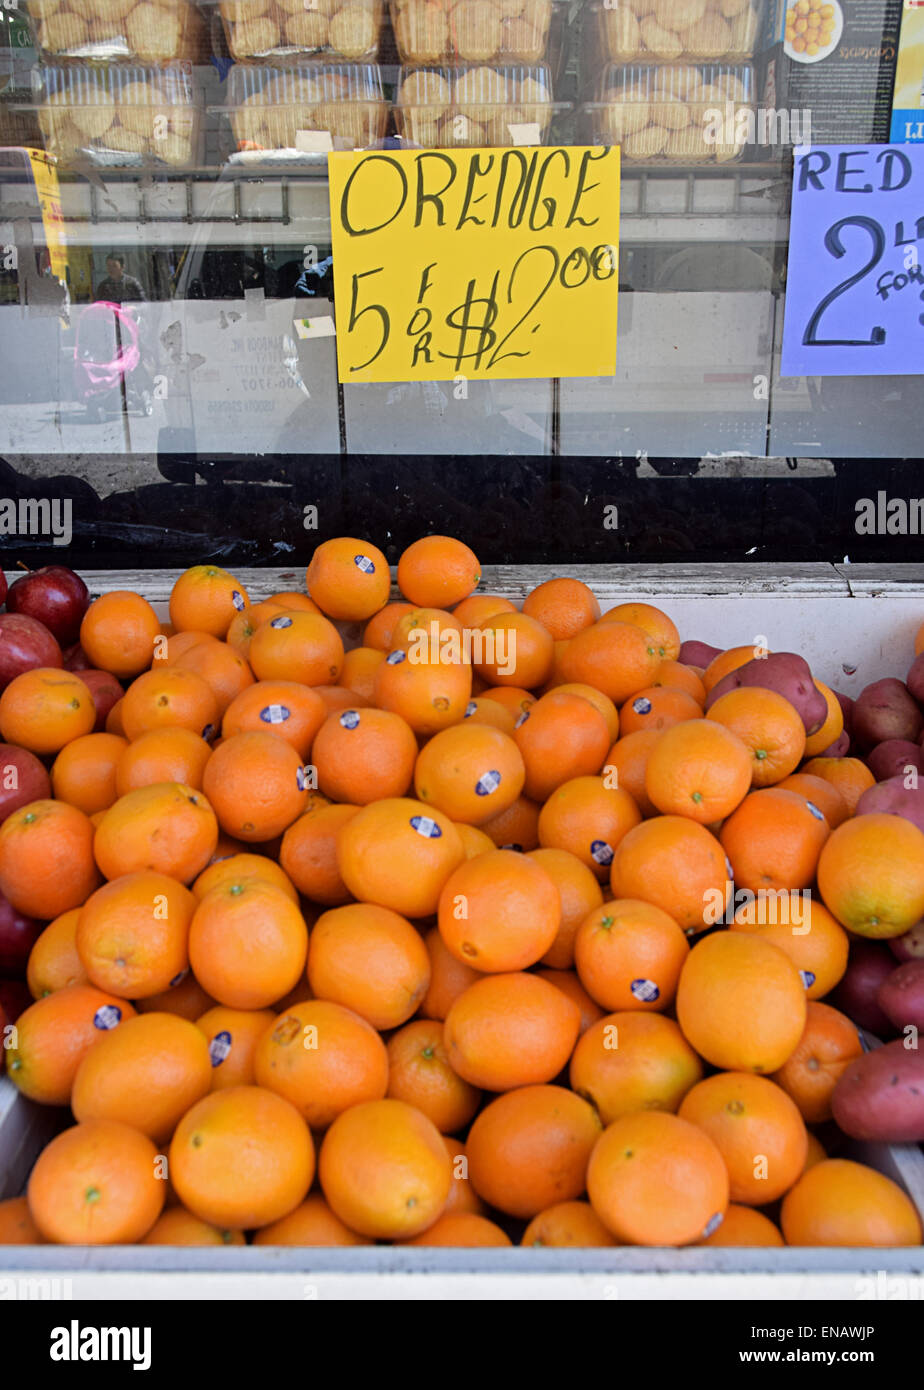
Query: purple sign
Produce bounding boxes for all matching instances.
[781,144,924,377]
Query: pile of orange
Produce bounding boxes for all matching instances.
[0,541,921,1251]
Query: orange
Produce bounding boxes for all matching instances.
[618,685,702,737]
[707,686,806,787]
[731,896,848,1000]
[169,565,250,638]
[70,1011,212,1143]
[363,601,417,652]
[195,1004,276,1090]
[479,685,535,720]
[419,925,481,1020]
[306,537,391,621]
[414,723,525,825]
[0,668,96,754]
[154,628,214,667]
[588,1111,729,1247]
[678,1071,808,1205]
[254,998,389,1128]
[307,901,430,1029]
[522,1201,618,1248]
[569,1011,703,1124]
[5,984,135,1105]
[817,812,924,938]
[390,606,464,654]
[479,794,541,851]
[339,646,385,702]
[202,731,308,842]
[559,621,663,704]
[697,1205,784,1248]
[249,610,344,687]
[720,788,830,893]
[265,592,320,614]
[80,591,160,679]
[397,535,480,609]
[337,797,465,918]
[537,775,642,880]
[0,1195,45,1244]
[143,1208,247,1246]
[226,601,287,661]
[473,611,554,689]
[171,1085,315,1230]
[373,649,472,736]
[443,971,580,1090]
[676,931,807,1073]
[437,848,560,972]
[603,730,660,818]
[0,799,99,919]
[94,782,218,883]
[514,690,611,801]
[401,1211,512,1247]
[804,1131,827,1172]
[574,898,689,1013]
[170,638,254,718]
[28,1119,164,1244]
[189,879,309,1010]
[465,1085,601,1220]
[193,852,297,904]
[319,1098,451,1240]
[454,821,493,859]
[119,668,219,743]
[552,683,620,741]
[801,756,875,815]
[781,1159,923,1247]
[459,696,517,737]
[803,679,845,758]
[135,971,215,1022]
[314,685,371,715]
[115,726,212,796]
[50,731,127,816]
[76,870,196,999]
[527,847,605,970]
[535,968,605,1035]
[279,803,359,906]
[314,707,418,804]
[26,908,88,998]
[777,771,849,829]
[441,1135,485,1215]
[645,719,752,824]
[386,1018,481,1134]
[702,644,764,693]
[651,660,706,706]
[601,602,681,661]
[521,577,600,640]
[609,816,730,934]
[105,699,125,736]
[451,594,516,627]
[771,1000,865,1123]
[252,1194,373,1246]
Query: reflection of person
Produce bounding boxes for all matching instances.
[295,254,333,298]
[94,254,146,304]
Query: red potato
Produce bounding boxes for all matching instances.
[678,640,722,668]
[867,740,924,782]
[852,679,924,752]
[831,1039,924,1143]
[855,777,924,834]
[74,669,124,732]
[890,920,924,962]
[831,940,897,1038]
[705,652,828,735]
[877,959,924,1033]
[833,689,855,740]
[0,744,52,824]
[0,613,63,690]
[817,731,849,758]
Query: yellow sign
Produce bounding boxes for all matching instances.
[25,147,67,286]
[328,146,620,384]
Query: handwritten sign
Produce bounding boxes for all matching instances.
[781,144,924,377]
[327,146,621,384]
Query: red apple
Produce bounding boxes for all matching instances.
[5,565,90,648]
[63,642,93,672]
[831,939,897,1037]
[0,892,42,977]
[0,743,52,823]
[890,920,924,961]
[0,612,62,689]
[0,977,32,1023]
[75,669,124,731]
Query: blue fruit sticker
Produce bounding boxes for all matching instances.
[515,711,530,729]
[630,978,660,1003]
[799,970,816,990]
[590,839,614,866]
[410,815,442,839]
[231,590,245,611]
[209,1031,232,1067]
[201,723,216,741]
[633,697,652,715]
[354,555,375,574]
[169,969,188,988]
[386,650,406,666]
[93,1005,122,1031]
[475,770,502,797]
[296,766,312,791]
[339,710,361,730]
[464,701,478,717]
[260,704,291,725]
[270,615,293,629]
[701,1212,724,1239]
[805,801,825,822]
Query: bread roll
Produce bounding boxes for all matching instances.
[127,5,181,61]
[650,100,690,130]
[603,7,640,57]
[453,65,507,105]
[603,101,650,139]
[395,0,448,61]
[285,11,329,45]
[220,0,269,19]
[439,111,486,148]
[654,0,707,28]
[229,15,278,53]
[402,108,444,147]
[452,0,502,60]
[639,16,683,57]
[328,4,376,56]
[501,17,542,59]
[106,125,148,152]
[39,11,89,51]
[400,69,451,112]
[682,12,731,57]
[71,104,117,139]
[517,74,549,104]
[624,123,667,159]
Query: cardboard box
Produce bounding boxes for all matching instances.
[891,0,924,141]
